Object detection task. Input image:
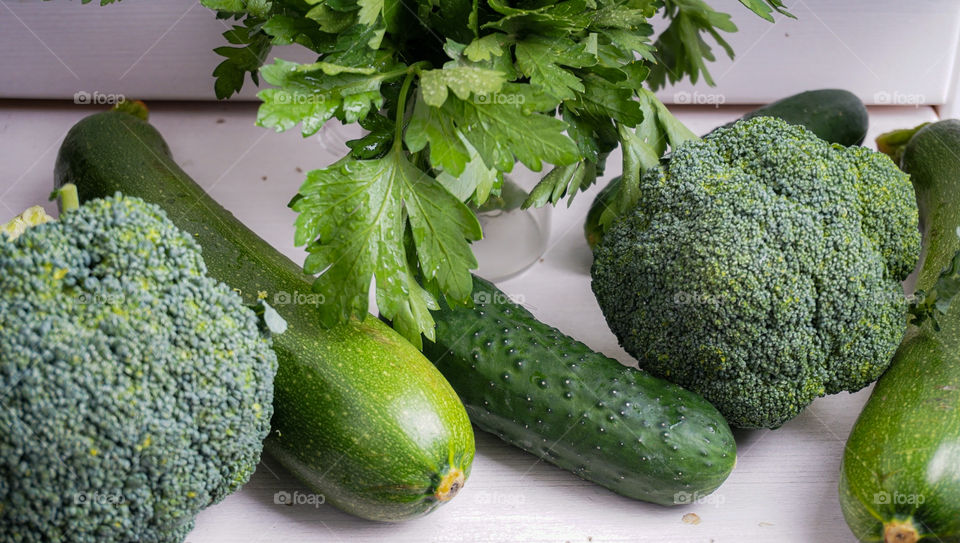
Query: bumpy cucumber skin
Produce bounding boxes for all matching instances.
[423,276,736,505]
[53,110,475,522]
[839,121,960,541]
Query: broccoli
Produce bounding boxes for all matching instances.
[0,205,55,240]
[0,187,278,542]
[591,117,921,429]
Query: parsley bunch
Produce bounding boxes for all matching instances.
[201,0,791,347]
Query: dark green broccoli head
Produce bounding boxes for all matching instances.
[591,117,920,429]
[0,194,277,542]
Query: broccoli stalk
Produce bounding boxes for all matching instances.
[52,182,80,214]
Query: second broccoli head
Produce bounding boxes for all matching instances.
[592,117,920,429]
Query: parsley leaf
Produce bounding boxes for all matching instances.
[514,36,596,102]
[738,0,794,23]
[346,113,395,160]
[256,59,403,136]
[523,161,597,208]
[181,0,799,346]
[419,66,507,107]
[293,148,481,347]
[442,96,581,173]
[405,94,471,175]
[211,20,272,99]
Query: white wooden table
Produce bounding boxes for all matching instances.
[0,100,938,543]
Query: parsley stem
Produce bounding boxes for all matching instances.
[394,63,427,151]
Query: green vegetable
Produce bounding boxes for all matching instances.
[585,89,870,249]
[712,88,869,146]
[191,0,791,346]
[1,186,278,542]
[0,204,55,239]
[875,123,930,179]
[584,175,622,250]
[53,108,476,522]
[591,117,921,429]
[840,120,960,543]
[422,276,736,505]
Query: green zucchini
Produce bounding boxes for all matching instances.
[584,89,869,249]
[422,276,736,505]
[839,120,960,542]
[53,109,475,522]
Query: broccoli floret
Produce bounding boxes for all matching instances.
[0,191,277,542]
[591,117,921,429]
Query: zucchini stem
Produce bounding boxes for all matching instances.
[434,467,465,502]
[884,519,918,543]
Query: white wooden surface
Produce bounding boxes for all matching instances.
[2,0,959,106]
[0,100,939,542]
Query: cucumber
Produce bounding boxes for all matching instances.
[584,89,869,249]
[53,109,475,522]
[422,276,736,505]
[712,88,869,146]
[839,120,960,542]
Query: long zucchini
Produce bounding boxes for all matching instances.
[53,108,475,522]
[839,120,960,542]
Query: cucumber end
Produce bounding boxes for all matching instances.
[435,467,465,502]
[883,519,918,543]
